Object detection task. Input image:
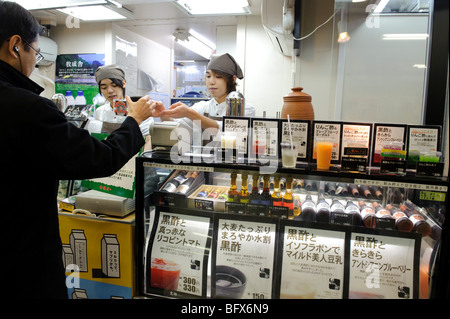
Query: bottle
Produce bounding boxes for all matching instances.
[331,198,345,214]
[259,175,272,206]
[326,182,336,196]
[372,202,394,219]
[305,181,316,191]
[239,173,250,204]
[349,184,360,197]
[359,185,373,198]
[196,188,211,198]
[316,194,330,223]
[207,189,222,199]
[176,171,198,194]
[75,90,87,105]
[301,194,316,222]
[293,194,302,217]
[335,183,349,196]
[65,91,75,109]
[282,177,294,219]
[162,170,187,192]
[249,174,261,204]
[227,173,240,202]
[293,179,304,190]
[372,186,384,200]
[399,203,432,237]
[358,201,376,228]
[271,176,283,207]
[345,200,363,225]
[386,204,414,232]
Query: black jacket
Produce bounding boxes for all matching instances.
[0,60,144,299]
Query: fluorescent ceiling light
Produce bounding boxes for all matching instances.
[382,33,429,40]
[174,0,250,15]
[6,0,107,10]
[413,64,427,69]
[58,5,129,21]
[174,29,216,59]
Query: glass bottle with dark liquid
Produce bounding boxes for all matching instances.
[271,176,283,207]
[345,200,363,225]
[227,173,239,202]
[239,173,250,204]
[315,193,330,223]
[176,171,198,194]
[282,176,294,219]
[249,174,261,204]
[259,175,272,206]
[162,170,187,192]
[359,201,376,228]
[301,194,317,222]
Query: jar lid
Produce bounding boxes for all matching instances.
[284,87,312,101]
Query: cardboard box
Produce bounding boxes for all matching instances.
[188,185,228,212]
[59,211,135,299]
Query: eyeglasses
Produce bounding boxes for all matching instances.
[22,39,44,64]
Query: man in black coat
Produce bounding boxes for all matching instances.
[0,1,161,299]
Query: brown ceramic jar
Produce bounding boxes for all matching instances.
[281,87,314,122]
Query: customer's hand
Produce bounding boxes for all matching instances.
[126,95,154,124]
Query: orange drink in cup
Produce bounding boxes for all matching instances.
[316,140,333,170]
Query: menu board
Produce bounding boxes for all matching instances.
[147,209,212,298]
[407,125,441,153]
[312,121,342,164]
[222,116,250,155]
[371,123,407,166]
[349,232,419,299]
[279,224,346,299]
[213,215,278,299]
[279,119,310,161]
[250,118,280,158]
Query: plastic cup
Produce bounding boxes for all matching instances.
[221,132,237,149]
[281,143,297,168]
[316,140,333,170]
[150,258,181,290]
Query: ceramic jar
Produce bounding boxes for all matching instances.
[281,87,314,121]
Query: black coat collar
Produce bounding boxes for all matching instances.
[0,59,44,95]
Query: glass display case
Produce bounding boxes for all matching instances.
[134,151,447,299]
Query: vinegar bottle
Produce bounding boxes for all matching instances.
[271,176,283,207]
[345,200,363,226]
[239,173,250,204]
[358,201,376,228]
[399,202,432,237]
[315,193,330,223]
[249,174,261,204]
[259,175,272,206]
[386,204,414,232]
[282,177,294,219]
[227,173,239,202]
[301,194,317,222]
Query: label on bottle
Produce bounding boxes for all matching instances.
[375,209,391,218]
[360,207,375,219]
[163,183,177,193]
[176,184,190,194]
[316,201,330,211]
[302,201,316,211]
[409,213,425,225]
[331,202,345,212]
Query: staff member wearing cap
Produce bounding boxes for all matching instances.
[94,64,154,136]
[0,1,158,299]
[153,53,255,133]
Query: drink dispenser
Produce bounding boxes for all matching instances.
[226,91,245,116]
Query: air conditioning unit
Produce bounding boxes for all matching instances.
[38,36,58,66]
[261,0,295,56]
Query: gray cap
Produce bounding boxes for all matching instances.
[95,64,125,84]
[207,53,243,79]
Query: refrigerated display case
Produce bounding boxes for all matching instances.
[134,152,447,299]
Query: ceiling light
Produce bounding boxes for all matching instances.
[338,31,350,43]
[58,5,130,21]
[173,29,216,59]
[174,0,250,16]
[382,33,429,40]
[6,0,108,10]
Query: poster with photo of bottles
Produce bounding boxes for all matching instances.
[146,208,212,298]
[278,222,347,299]
[212,215,278,299]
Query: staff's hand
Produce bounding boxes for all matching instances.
[149,100,167,118]
[159,102,192,119]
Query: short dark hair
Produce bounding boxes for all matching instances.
[0,1,42,49]
[98,78,126,96]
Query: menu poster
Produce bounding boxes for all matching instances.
[146,209,212,298]
[279,119,310,161]
[250,118,280,158]
[312,121,342,164]
[212,215,278,299]
[278,223,347,299]
[371,123,407,166]
[222,116,250,155]
[349,231,420,299]
[407,124,442,155]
